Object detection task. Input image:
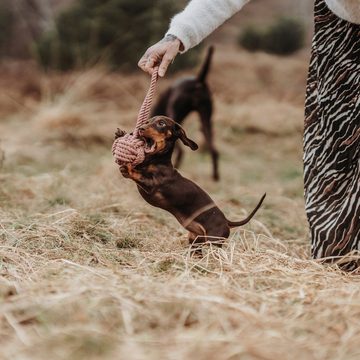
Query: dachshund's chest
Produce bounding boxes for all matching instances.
[138,185,170,210]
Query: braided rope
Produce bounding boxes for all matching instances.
[112,67,159,166]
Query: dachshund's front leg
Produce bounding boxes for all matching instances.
[120,164,148,184]
[119,164,131,178]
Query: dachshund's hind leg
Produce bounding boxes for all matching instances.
[188,232,205,257]
[205,225,230,248]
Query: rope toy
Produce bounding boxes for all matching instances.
[112,67,159,166]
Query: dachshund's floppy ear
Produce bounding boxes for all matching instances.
[175,124,198,151]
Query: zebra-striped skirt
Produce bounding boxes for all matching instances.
[304,0,360,265]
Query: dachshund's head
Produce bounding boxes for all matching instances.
[139,116,198,158]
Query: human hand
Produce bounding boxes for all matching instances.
[138,34,183,77]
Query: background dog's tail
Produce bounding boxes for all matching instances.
[227,193,266,228]
[197,46,214,83]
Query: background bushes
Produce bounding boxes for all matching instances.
[34,0,200,72]
[239,17,305,55]
[0,3,13,57]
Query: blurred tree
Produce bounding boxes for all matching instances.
[263,17,305,55]
[238,26,263,52]
[0,3,13,57]
[239,17,305,56]
[0,0,59,58]
[34,0,200,72]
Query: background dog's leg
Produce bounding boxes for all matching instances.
[173,143,184,169]
[168,108,188,169]
[199,106,219,181]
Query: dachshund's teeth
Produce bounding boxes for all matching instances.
[150,143,156,152]
[142,137,156,153]
[144,141,156,154]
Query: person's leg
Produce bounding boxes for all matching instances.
[303,0,360,266]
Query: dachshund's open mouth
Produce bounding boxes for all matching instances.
[142,136,157,153]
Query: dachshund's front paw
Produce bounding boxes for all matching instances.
[119,165,130,178]
[115,128,126,140]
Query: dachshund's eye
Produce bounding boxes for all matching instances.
[158,121,166,127]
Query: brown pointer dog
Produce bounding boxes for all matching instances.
[151,46,219,181]
[116,116,265,255]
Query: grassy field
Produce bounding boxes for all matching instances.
[1,42,360,360]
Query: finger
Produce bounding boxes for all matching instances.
[146,57,155,70]
[138,50,152,72]
[144,56,158,75]
[159,44,180,77]
[139,60,153,75]
[138,56,147,70]
[158,52,174,77]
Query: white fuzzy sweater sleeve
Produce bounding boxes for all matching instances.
[325,0,360,24]
[166,0,250,52]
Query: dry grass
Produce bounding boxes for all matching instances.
[1,43,360,360]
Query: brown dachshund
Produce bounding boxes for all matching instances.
[117,116,265,254]
[151,46,219,181]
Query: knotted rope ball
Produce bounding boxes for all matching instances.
[112,67,159,166]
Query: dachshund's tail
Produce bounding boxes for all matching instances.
[227,193,266,228]
[197,46,214,83]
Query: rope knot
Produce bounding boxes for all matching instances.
[112,133,146,166]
